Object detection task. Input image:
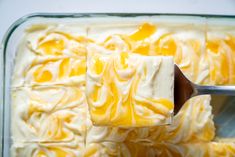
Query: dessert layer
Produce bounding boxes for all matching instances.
[86,44,174,127]
[12,86,87,142]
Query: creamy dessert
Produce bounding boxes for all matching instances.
[11,17,235,157]
[12,24,87,87]
[11,140,84,157]
[86,44,174,127]
[11,86,87,142]
[87,21,206,84]
[85,141,235,157]
[206,25,235,85]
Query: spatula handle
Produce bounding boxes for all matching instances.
[193,84,235,96]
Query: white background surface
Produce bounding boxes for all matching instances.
[0,0,235,42]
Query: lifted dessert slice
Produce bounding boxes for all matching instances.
[86,44,174,127]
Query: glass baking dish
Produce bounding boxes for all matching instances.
[1,13,235,157]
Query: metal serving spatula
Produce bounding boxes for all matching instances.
[174,65,235,113]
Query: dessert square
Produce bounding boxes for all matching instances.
[11,86,87,142]
[86,44,174,127]
[12,24,88,87]
[11,141,84,157]
[206,24,235,85]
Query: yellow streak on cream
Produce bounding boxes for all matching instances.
[70,59,86,76]
[36,150,47,157]
[207,40,220,54]
[155,34,177,56]
[120,52,129,69]
[84,145,98,157]
[48,116,69,141]
[129,23,156,41]
[38,39,64,55]
[48,147,71,157]
[133,43,150,55]
[92,57,104,75]
[33,66,53,83]
[59,58,70,78]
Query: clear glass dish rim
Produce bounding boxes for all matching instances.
[1,12,235,157]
